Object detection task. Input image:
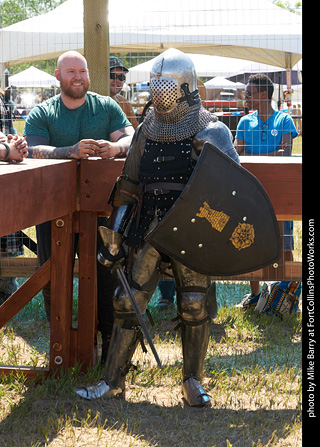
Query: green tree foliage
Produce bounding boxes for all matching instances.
[0,0,67,74]
[272,0,302,14]
[0,0,67,28]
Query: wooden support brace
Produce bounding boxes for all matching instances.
[0,260,51,327]
[49,214,74,373]
[77,211,98,370]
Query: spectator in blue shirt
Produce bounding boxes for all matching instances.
[234,73,298,300]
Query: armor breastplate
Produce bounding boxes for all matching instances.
[126,138,195,247]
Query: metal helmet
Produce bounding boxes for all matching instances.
[150,48,200,114]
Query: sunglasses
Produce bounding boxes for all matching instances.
[110,72,126,81]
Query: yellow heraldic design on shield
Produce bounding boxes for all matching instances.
[230,222,255,251]
[196,201,230,232]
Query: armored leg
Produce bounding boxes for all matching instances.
[172,260,215,407]
[76,241,161,400]
[178,289,211,407]
[75,286,150,400]
[104,243,161,387]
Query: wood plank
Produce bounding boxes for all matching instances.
[77,211,98,370]
[49,215,74,372]
[0,365,49,381]
[1,258,302,281]
[0,260,51,327]
[77,157,302,218]
[241,156,302,219]
[0,258,80,277]
[0,159,77,237]
[83,0,110,96]
[161,261,302,281]
[79,158,124,213]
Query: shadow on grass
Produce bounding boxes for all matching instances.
[0,382,300,447]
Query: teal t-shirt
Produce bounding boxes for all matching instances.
[23,91,131,147]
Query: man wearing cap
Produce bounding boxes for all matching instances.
[109,56,139,130]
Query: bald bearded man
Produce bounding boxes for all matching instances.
[24,51,134,363]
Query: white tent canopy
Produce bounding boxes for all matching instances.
[204,76,245,90]
[126,53,262,84]
[126,51,301,87]
[0,0,302,70]
[9,66,59,88]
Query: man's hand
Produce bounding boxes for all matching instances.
[26,126,134,160]
[70,139,100,159]
[95,140,126,159]
[95,126,135,159]
[5,135,28,162]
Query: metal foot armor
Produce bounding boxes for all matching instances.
[75,379,123,400]
[182,377,211,407]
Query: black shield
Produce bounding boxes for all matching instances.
[145,142,281,276]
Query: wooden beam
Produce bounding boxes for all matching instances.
[241,156,302,220]
[79,157,124,213]
[0,260,51,327]
[0,365,49,381]
[0,258,79,278]
[1,258,302,281]
[0,159,77,237]
[49,215,75,372]
[83,0,110,96]
[77,211,98,370]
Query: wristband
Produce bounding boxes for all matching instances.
[1,142,10,161]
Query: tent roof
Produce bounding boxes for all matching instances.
[126,53,251,84]
[0,0,302,69]
[204,76,245,90]
[8,66,59,88]
[126,52,289,84]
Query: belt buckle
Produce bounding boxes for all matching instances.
[154,189,162,195]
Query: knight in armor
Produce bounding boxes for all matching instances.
[75,49,240,407]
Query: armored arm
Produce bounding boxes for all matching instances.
[97,205,136,268]
[97,126,147,268]
[193,121,240,164]
[98,170,139,268]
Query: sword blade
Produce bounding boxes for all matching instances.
[116,267,162,369]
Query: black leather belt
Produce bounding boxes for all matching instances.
[143,182,185,195]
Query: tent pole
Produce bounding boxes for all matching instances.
[83,0,110,96]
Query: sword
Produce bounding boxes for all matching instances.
[98,225,162,369]
[115,266,162,369]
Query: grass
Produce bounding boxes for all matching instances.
[292,135,302,156]
[0,282,302,447]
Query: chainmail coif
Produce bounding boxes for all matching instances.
[141,102,218,143]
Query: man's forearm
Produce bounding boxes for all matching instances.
[114,135,133,157]
[27,145,77,159]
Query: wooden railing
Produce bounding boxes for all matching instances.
[0,156,302,379]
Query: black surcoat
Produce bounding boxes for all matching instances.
[126,137,196,247]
